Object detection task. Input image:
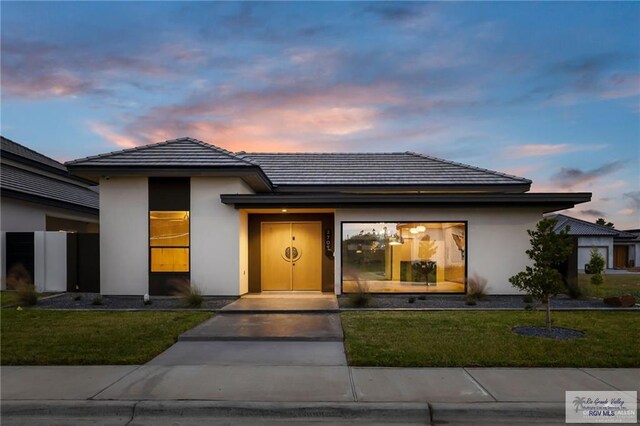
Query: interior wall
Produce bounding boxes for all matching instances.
[335,207,543,295]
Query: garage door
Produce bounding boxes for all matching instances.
[578,247,608,270]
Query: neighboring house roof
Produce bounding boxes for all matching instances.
[1,165,99,212]
[1,136,99,214]
[239,152,531,191]
[1,136,68,174]
[67,137,532,193]
[550,214,636,239]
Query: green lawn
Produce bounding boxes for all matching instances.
[1,310,212,365]
[578,273,640,298]
[341,311,640,368]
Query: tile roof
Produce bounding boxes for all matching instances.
[1,164,99,211]
[240,151,531,187]
[550,214,636,238]
[66,137,257,168]
[1,136,67,172]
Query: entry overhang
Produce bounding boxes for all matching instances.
[221,192,592,212]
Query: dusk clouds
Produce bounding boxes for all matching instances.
[1,2,638,228]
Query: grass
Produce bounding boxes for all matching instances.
[1,291,57,307]
[1,310,212,365]
[578,273,640,299]
[341,311,640,368]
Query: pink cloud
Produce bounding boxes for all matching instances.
[503,143,605,159]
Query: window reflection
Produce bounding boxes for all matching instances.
[150,211,190,272]
[342,222,465,293]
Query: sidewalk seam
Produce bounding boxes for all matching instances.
[578,368,621,391]
[347,367,358,402]
[462,368,498,402]
[88,365,145,400]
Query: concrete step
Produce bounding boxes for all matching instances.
[178,313,344,342]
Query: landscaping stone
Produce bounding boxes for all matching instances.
[338,294,612,309]
[511,326,585,340]
[35,293,236,310]
[603,294,636,307]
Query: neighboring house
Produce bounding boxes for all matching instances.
[549,214,639,270]
[67,137,591,296]
[1,136,100,291]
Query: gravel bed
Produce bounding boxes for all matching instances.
[512,326,585,340]
[338,294,616,309]
[35,293,237,310]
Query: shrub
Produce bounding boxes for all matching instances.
[590,273,604,287]
[15,282,38,306]
[92,296,103,306]
[465,295,477,306]
[408,297,416,303]
[522,294,534,303]
[172,280,203,308]
[509,218,573,330]
[588,249,606,275]
[347,280,372,308]
[466,273,488,300]
[72,294,82,301]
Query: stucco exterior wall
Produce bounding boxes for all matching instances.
[100,177,148,295]
[190,177,253,295]
[334,207,544,295]
[577,236,613,269]
[1,197,98,232]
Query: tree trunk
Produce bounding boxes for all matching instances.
[546,294,552,331]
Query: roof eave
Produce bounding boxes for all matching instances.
[67,165,273,192]
[1,188,99,216]
[220,192,591,211]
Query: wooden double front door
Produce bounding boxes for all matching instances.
[261,222,322,291]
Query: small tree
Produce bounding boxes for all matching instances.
[587,249,606,289]
[509,218,573,330]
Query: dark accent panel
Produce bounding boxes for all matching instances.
[66,233,100,293]
[5,232,34,288]
[149,273,190,296]
[148,177,191,294]
[560,236,579,296]
[66,234,78,291]
[149,177,190,211]
[248,213,335,293]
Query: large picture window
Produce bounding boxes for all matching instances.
[150,211,189,272]
[342,222,466,293]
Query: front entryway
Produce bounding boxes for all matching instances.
[261,222,322,291]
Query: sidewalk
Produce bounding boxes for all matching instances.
[2,364,638,424]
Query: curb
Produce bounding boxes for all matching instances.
[430,402,566,423]
[1,400,430,422]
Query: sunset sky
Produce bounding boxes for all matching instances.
[1,2,638,228]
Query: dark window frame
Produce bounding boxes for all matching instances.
[339,220,468,295]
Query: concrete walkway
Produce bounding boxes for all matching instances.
[2,366,638,424]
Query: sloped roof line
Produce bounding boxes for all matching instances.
[65,137,259,166]
[550,213,636,238]
[406,151,531,184]
[1,136,68,172]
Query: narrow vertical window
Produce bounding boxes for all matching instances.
[150,211,190,272]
